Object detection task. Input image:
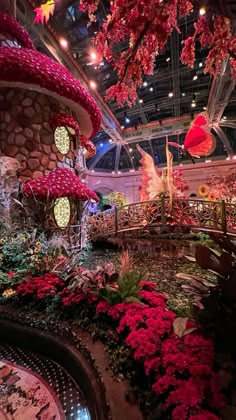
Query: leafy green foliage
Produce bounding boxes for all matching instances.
[67,263,119,294]
[179,237,236,354]
[100,270,144,305]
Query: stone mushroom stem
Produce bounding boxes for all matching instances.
[0,0,16,17]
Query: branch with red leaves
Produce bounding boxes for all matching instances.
[181,16,236,80]
[34,1,236,107]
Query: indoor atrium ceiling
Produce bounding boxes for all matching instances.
[17,0,236,172]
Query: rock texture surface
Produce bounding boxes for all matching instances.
[0,87,75,181]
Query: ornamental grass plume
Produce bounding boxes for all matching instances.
[119,250,133,276]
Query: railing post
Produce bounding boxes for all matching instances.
[114,206,118,236]
[161,195,166,227]
[221,200,227,234]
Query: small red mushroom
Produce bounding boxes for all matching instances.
[23,167,98,202]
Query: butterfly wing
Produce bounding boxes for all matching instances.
[187,134,216,158]
[136,145,164,200]
[184,112,216,157]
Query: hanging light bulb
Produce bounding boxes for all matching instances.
[199,7,206,16]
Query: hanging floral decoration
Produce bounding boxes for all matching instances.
[34,0,55,24]
[33,1,236,107]
[181,15,236,80]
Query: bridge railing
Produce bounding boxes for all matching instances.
[88,198,236,240]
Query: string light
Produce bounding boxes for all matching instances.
[90,51,97,60]
[54,127,70,155]
[139,98,143,103]
[143,81,148,87]
[199,7,206,16]
[168,92,174,98]
[129,147,133,152]
[90,80,97,89]
[150,87,154,92]
[193,74,198,81]
[109,139,113,143]
[59,38,68,49]
[54,197,71,228]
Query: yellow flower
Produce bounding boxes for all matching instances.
[0,239,5,245]
[36,241,41,247]
[208,192,217,201]
[198,185,209,197]
[2,288,16,298]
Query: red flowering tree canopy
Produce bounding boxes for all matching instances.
[33,1,236,107]
[23,167,98,202]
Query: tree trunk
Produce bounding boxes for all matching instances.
[0,0,16,17]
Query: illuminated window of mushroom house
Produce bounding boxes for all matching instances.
[53,197,71,228]
[54,126,71,155]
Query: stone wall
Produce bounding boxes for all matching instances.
[0,87,75,181]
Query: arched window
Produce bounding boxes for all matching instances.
[53,197,71,228]
[54,127,70,155]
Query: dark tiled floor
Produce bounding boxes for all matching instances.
[0,342,90,419]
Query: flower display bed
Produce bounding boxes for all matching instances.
[0,231,235,420]
[0,273,229,420]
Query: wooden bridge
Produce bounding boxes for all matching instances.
[88,198,236,240]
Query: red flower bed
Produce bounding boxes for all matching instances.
[94,289,226,419]
[12,273,227,418]
[17,272,64,299]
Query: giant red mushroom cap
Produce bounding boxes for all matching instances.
[0,13,101,140]
[23,167,98,202]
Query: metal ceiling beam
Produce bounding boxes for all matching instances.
[114,90,209,118]
[212,126,233,157]
[115,144,122,172]
[171,30,180,118]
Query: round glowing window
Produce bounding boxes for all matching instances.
[54,197,71,228]
[54,126,70,155]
